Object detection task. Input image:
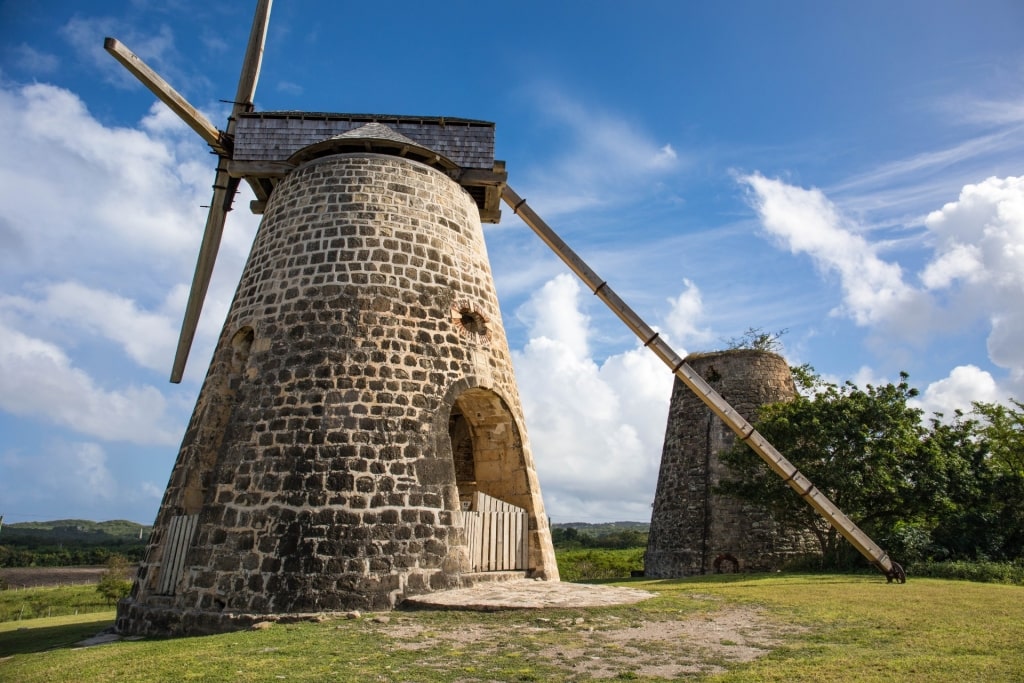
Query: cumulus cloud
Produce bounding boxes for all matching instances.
[664,278,713,346]
[922,176,1024,378]
[513,274,681,521]
[0,81,257,374]
[912,365,1006,419]
[2,281,179,372]
[742,171,1024,402]
[0,323,180,445]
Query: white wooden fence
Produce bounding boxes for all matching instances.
[156,513,198,595]
[463,492,528,572]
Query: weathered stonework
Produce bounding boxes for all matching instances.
[118,151,557,636]
[645,350,816,577]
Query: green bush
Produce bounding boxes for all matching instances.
[96,555,134,605]
[909,560,1024,585]
[556,548,644,582]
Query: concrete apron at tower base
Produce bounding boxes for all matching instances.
[120,152,556,636]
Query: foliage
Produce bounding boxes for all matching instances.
[0,519,150,568]
[555,548,645,581]
[551,525,648,550]
[719,368,1024,569]
[96,555,134,605]
[723,326,788,353]
[3,575,1024,681]
[909,560,1024,585]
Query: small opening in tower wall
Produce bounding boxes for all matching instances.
[452,306,489,339]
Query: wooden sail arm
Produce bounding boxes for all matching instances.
[501,184,906,583]
[103,37,230,156]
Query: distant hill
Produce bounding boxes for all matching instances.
[1,519,151,543]
[0,519,152,568]
[551,521,649,536]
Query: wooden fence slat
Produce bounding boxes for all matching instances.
[464,497,529,572]
[157,514,198,595]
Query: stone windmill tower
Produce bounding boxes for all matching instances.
[108,0,904,638]
[107,1,557,636]
[645,350,817,577]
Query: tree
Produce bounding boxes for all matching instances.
[718,369,945,568]
[929,400,1024,561]
[97,554,134,605]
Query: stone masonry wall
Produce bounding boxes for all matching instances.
[118,153,555,636]
[645,350,817,577]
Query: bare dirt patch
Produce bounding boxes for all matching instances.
[0,567,105,589]
[382,605,803,680]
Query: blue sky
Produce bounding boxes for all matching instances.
[1,1,1022,525]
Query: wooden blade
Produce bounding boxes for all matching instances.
[232,0,273,114]
[169,163,239,383]
[103,37,226,154]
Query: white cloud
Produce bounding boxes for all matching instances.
[741,173,927,329]
[513,274,676,522]
[0,81,258,381]
[2,281,178,372]
[0,83,206,277]
[922,176,1024,380]
[518,89,682,216]
[742,171,1024,400]
[912,365,1006,419]
[0,322,180,445]
[516,274,592,357]
[664,278,713,347]
[10,43,60,74]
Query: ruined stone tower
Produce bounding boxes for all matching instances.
[645,349,816,577]
[117,116,558,636]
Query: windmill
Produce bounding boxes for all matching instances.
[108,0,901,637]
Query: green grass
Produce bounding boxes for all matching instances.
[0,584,112,622]
[1,574,1021,681]
[0,612,116,656]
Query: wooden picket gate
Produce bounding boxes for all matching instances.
[155,513,199,595]
[463,492,528,572]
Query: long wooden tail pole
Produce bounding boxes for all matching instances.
[501,185,904,581]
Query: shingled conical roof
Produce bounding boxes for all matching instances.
[331,121,421,147]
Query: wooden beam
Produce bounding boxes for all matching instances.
[457,168,508,187]
[227,159,294,178]
[233,0,273,110]
[170,162,236,383]
[103,37,227,155]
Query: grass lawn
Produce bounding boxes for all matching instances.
[0,584,112,622]
[0,574,1020,681]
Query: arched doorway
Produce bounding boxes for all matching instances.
[445,387,533,572]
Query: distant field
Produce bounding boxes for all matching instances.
[0,567,106,589]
